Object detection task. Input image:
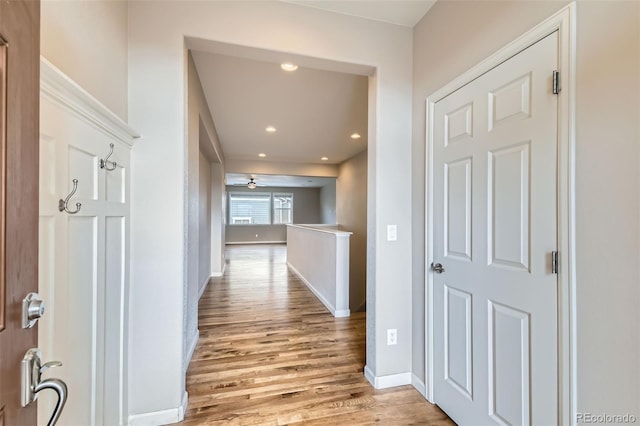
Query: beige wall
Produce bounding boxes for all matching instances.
[337,150,367,311]
[225,186,321,243]
[129,5,413,414]
[412,0,640,416]
[320,181,337,224]
[41,0,128,120]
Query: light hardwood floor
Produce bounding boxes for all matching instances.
[181,244,454,425]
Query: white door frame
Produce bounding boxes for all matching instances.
[424,3,577,424]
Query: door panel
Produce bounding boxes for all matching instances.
[488,301,530,425]
[444,158,472,261]
[444,285,473,399]
[488,74,532,130]
[0,1,40,424]
[433,32,559,425]
[488,142,530,270]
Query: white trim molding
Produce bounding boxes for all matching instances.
[40,57,140,146]
[199,277,210,299]
[128,391,188,425]
[185,330,200,371]
[424,3,576,424]
[211,263,226,278]
[364,366,412,389]
[412,374,427,398]
[288,262,350,317]
[225,241,286,245]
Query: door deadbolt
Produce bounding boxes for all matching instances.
[22,292,45,329]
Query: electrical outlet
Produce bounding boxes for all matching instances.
[255,234,259,238]
[387,329,397,346]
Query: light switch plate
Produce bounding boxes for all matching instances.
[387,225,397,241]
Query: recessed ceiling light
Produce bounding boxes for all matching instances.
[321,157,329,161]
[258,153,266,158]
[350,133,361,140]
[265,126,276,133]
[281,62,298,72]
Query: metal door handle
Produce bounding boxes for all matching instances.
[431,262,445,274]
[21,348,68,425]
[34,378,67,426]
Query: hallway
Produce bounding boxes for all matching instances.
[181,244,453,425]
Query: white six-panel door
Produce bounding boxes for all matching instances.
[432,32,559,425]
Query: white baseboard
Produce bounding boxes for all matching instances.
[198,278,210,299]
[201,265,226,298]
[180,392,188,420]
[225,241,286,245]
[128,391,188,425]
[185,330,199,371]
[334,308,350,317]
[210,263,226,277]
[412,373,427,398]
[364,365,412,389]
[287,262,350,318]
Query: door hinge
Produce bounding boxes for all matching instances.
[552,70,561,95]
[551,251,559,274]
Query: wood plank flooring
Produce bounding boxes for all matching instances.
[181,244,454,425]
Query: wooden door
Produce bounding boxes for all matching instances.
[0,0,41,424]
[433,32,559,424]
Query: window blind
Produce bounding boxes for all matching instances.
[229,192,271,224]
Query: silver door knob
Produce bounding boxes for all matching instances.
[431,262,445,274]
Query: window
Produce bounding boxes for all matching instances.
[273,193,293,224]
[229,192,271,225]
[228,192,294,225]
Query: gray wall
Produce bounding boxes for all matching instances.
[183,53,226,380]
[210,162,225,275]
[320,181,337,224]
[412,0,640,416]
[225,186,321,243]
[337,150,367,311]
[198,151,212,288]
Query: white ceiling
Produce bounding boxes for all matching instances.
[192,1,436,188]
[283,0,436,27]
[192,51,368,165]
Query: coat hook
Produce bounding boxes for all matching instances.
[58,179,81,215]
[100,143,117,171]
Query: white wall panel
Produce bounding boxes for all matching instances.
[68,146,98,200]
[66,216,98,425]
[39,59,136,426]
[106,165,126,204]
[104,216,125,426]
